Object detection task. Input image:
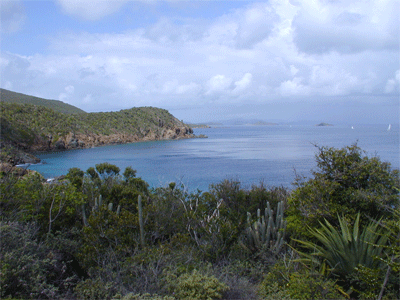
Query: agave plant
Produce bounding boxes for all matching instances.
[294,213,388,278]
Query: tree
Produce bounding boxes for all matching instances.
[287,144,399,236]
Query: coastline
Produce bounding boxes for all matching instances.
[9,127,204,166]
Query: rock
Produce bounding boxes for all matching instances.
[316,122,333,126]
[68,138,85,148]
[21,152,41,164]
[54,140,66,150]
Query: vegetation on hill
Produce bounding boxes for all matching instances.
[0,101,193,164]
[0,88,86,114]
[0,144,398,299]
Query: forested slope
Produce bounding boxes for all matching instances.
[0,92,194,165]
[0,88,86,114]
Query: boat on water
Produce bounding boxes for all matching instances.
[387,124,391,131]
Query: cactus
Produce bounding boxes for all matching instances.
[82,203,88,226]
[91,194,120,215]
[138,195,145,248]
[243,201,286,255]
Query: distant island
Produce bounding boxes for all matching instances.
[188,122,223,128]
[251,121,278,126]
[0,89,198,165]
[316,122,334,126]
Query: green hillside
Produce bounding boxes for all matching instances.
[0,99,193,165]
[0,88,86,114]
[1,102,187,145]
[0,89,195,165]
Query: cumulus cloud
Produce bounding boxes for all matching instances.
[278,76,310,97]
[0,0,398,118]
[206,75,232,95]
[0,0,25,34]
[233,73,253,94]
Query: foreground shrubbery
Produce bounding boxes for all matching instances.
[0,144,399,299]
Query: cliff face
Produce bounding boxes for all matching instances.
[1,102,195,164]
[47,126,194,151]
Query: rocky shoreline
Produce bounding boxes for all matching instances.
[3,125,205,166]
[47,125,196,151]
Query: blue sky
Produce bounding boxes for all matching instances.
[1,0,399,124]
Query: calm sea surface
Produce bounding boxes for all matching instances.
[29,124,399,191]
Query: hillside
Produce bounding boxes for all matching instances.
[0,88,86,114]
[0,100,195,165]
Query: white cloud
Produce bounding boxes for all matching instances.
[56,0,128,21]
[278,76,310,97]
[176,82,201,95]
[233,73,253,94]
[235,3,279,48]
[59,85,74,102]
[206,75,232,95]
[0,57,10,68]
[292,0,399,54]
[1,0,398,118]
[384,70,400,93]
[0,0,25,34]
[309,65,360,96]
[162,80,179,94]
[65,85,75,94]
[290,65,299,76]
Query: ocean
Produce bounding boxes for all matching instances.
[28,124,399,191]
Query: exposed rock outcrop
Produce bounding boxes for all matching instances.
[42,125,196,151]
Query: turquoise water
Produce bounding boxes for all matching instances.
[28,124,399,191]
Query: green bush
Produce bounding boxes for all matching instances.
[74,278,114,300]
[0,222,80,299]
[287,144,399,238]
[112,293,175,300]
[166,269,228,300]
[258,262,346,300]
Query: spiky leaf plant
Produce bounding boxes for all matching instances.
[294,213,388,278]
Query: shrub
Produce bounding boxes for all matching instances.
[112,293,175,300]
[258,261,346,300]
[74,278,115,300]
[0,222,80,299]
[287,144,399,237]
[166,269,228,300]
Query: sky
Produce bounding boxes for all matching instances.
[1,0,399,124]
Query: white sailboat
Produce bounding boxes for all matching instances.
[351,126,354,130]
[387,124,391,131]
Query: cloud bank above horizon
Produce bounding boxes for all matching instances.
[1,0,399,123]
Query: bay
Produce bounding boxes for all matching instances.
[29,124,399,191]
